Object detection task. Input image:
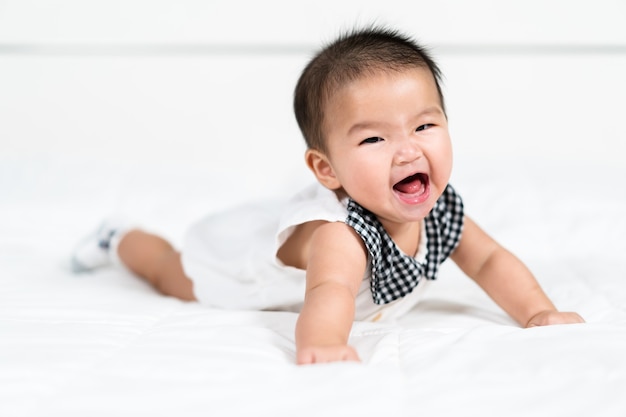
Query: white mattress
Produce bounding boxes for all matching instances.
[1,155,625,417]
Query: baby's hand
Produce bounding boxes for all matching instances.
[525,310,585,327]
[296,345,361,365]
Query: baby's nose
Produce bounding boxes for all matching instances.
[394,138,422,165]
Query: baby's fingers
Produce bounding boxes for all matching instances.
[297,345,361,365]
[526,311,585,327]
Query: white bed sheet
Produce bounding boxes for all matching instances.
[1,156,626,417]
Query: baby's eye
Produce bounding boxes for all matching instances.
[360,137,384,145]
[416,124,434,132]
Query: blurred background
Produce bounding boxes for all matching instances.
[1,0,625,249]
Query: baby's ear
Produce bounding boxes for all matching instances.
[305,149,341,190]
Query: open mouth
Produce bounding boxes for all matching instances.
[393,173,429,196]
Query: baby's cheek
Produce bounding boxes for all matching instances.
[432,148,453,185]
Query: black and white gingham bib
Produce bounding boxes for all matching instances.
[346,185,464,305]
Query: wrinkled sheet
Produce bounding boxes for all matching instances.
[2,157,626,417]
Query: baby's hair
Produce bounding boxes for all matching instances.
[294,25,445,153]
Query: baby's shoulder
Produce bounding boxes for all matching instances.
[278,220,364,269]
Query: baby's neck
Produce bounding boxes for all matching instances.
[382,220,422,257]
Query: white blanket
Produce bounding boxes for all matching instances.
[2,155,625,417]
[2,2,626,412]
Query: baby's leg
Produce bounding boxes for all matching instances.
[117,230,196,301]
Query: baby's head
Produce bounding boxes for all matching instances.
[294,26,453,222]
[294,25,445,154]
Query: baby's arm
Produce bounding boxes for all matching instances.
[295,222,367,364]
[451,216,584,327]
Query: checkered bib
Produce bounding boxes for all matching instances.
[346,185,464,305]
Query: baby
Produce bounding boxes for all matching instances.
[72,26,584,364]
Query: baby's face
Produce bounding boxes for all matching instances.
[322,67,453,228]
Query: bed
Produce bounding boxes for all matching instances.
[2,155,625,416]
[2,2,626,416]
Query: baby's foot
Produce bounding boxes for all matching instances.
[71,217,127,273]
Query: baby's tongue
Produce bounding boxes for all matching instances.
[394,175,424,194]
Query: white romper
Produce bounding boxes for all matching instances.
[181,182,463,322]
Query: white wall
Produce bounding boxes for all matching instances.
[1,1,625,214]
[2,0,625,45]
